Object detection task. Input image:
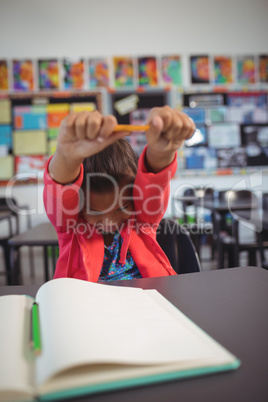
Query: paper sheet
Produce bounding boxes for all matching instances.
[0,155,14,179]
[35,279,237,388]
[70,103,96,113]
[0,99,11,124]
[114,94,139,115]
[13,130,47,155]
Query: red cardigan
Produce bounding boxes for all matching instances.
[43,147,178,281]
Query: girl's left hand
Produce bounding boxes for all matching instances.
[146,106,195,154]
[145,106,195,172]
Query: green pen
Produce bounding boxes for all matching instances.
[31,302,42,355]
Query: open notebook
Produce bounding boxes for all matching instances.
[0,278,240,401]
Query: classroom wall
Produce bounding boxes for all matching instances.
[0,0,268,228]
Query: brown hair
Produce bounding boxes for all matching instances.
[82,139,138,193]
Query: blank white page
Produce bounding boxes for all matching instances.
[35,278,236,388]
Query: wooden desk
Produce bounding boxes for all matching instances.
[1,267,267,402]
[8,222,58,285]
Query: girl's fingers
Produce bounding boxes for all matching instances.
[179,111,196,139]
[165,111,195,141]
[98,115,118,142]
[85,110,103,140]
[163,113,184,141]
[75,111,92,140]
[147,106,173,133]
[146,115,164,143]
[61,112,79,140]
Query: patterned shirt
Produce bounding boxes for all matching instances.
[98,231,142,282]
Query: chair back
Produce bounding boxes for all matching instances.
[183,186,214,204]
[156,219,201,274]
[218,190,258,208]
[261,193,268,242]
[0,197,18,213]
[262,193,268,210]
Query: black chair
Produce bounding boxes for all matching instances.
[0,197,32,284]
[172,187,214,259]
[156,219,202,274]
[255,193,268,269]
[213,190,260,269]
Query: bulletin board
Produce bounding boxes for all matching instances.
[1,87,268,185]
[0,91,102,185]
[180,91,268,175]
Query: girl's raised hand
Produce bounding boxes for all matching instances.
[145,106,196,172]
[49,111,128,184]
[57,111,128,164]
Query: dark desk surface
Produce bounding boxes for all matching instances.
[201,199,256,212]
[1,267,268,402]
[174,195,256,211]
[8,221,58,246]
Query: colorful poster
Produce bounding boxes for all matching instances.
[183,107,205,124]
[89,58,109,88]
[12,60,34,91]
[259,55,268,83]
[206,106,228,123]
[38,59,60,89]
[184,147,217,169]
[190,55,210,84]
[47,104,69,128]
[138,56,158,87]
[70,103,96,113]
[185,93,225,107]
[0,60,9,91]
[207,124,241,148]
[63,59,84,89]
[241,124,268,166]
[161,56,182,86]
[48,128,60,140]
[14,105,47,130]
[0,125,12,150]
[113,57,134,88]
[15,155,48,175]
[0,155,14,180]
[227,93,268,123]
[213,56,233,84]
[237,56,256,84]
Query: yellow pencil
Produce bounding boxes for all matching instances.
[113,124,150,132]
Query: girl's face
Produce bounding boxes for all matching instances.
[82,180,134,233]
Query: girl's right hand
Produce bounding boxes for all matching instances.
[56,111,128,164]
[49,111,128,184]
